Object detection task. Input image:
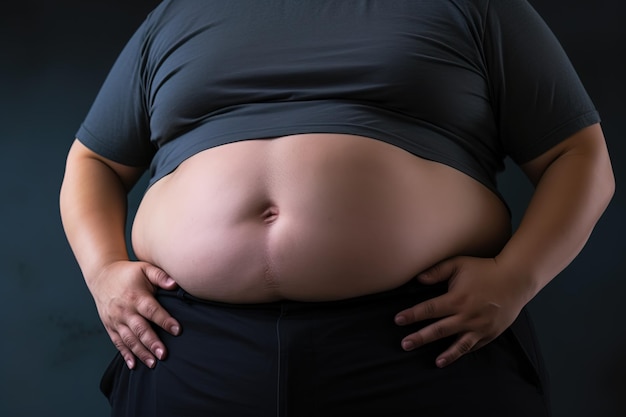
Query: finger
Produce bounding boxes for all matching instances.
[417,259,458,285]
[117,322,158,368]
[434,333,481,368]
[143,263,178,290]
[127,314,170,362]
[108,331,137,370]
[136,295,181,336]
[400,316,459,351]
[395,294,453,325]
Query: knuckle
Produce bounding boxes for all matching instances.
[129,320,150,340]
[103,321,116,334]
[423,301,436,319]
[456,339,474,354]
[449,293,467,309]
[110,304,129,321]
[138,298,160,320]
[125,290,142,304]
[152,268,168,283]
[433,323,447,339]
[121,333,138,350]
[145,303,160,320]
[160,317,173,329]
[113,339,126,351]
[133,324,149,341]
[145,264,166,282]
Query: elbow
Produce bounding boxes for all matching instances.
[600,163,616,208]
[591,141,616,216]
[599,134,616,207]
[582,124,615,211]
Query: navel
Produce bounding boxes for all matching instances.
[260,205,280,224]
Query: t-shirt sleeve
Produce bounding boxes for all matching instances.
[75,17,155,167]
[483,0,600,164]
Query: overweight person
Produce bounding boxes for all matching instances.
[60,1,614,416]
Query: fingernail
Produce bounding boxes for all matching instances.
[146,358,155,368]
[155,348,164,360]
[402,340,415,351]
[126,359,134,369]
[395,316,407,325]
[436,358,447,368]
[171,325,180,335]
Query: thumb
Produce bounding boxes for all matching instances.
[143,263,178,290]
[417,258,457,285]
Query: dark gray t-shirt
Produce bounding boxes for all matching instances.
[76,0,600,199]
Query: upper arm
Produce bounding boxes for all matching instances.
[67,139,146,191]
[520,123,613,187]
[484,0,600,168]
[75,16,155,176]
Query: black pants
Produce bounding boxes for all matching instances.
[101,279,551,416]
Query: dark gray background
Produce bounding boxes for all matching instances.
[1,1,624,416]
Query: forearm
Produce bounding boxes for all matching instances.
[60,142,137,286]
[496,127,614,302]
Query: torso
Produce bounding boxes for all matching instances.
[132,134,511,302]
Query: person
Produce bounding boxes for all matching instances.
[60,0,614,416]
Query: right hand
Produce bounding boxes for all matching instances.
[90,260,181,369]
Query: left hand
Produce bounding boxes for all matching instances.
[394,256,530,368]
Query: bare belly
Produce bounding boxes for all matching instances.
[131,134,511,302]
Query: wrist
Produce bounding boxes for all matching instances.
[494,251,542,305]
[82,254,131,287]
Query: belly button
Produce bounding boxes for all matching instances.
[261,205,279,224]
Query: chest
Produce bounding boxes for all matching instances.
[145,1,492,140]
